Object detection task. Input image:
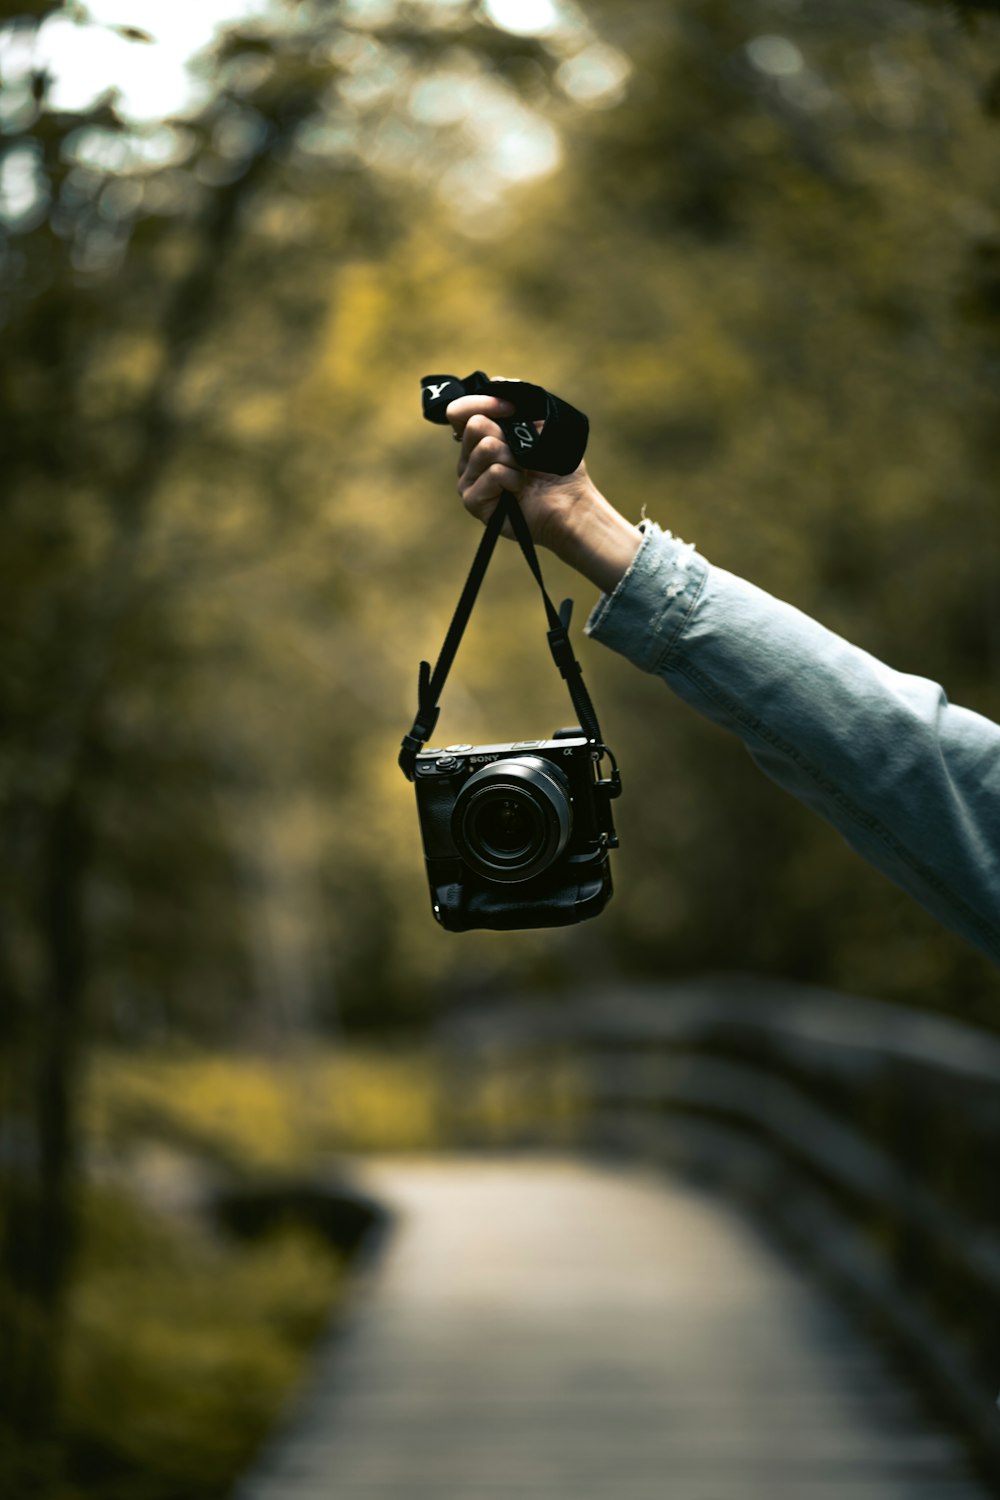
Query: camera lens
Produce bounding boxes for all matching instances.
[477,797,536,857]
[452,756,572,883]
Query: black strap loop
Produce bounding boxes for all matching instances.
[420,370,589,476]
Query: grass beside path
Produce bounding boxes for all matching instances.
[6,1041,584,1500]
[62,1191,343,1500]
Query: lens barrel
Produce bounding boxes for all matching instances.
[452,756,572,883]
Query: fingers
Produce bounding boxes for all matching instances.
[453,410,523,518]
[456,413,504,469]
[445,392,513,442]
[462,459,523,512]
[445,390,526,523]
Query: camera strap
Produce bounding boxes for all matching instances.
[399,374,602,781]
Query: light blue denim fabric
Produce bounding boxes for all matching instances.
[585,521,1000,967]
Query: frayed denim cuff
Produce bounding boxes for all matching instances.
[584,520,708,672]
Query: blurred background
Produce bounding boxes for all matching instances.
[2,0,1000,1495]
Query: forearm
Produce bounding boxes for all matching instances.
[585,522,1000,965]
[544,485,643,595]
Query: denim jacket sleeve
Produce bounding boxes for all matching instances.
[585,521,1000,967]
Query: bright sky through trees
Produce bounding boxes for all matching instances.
[0,0,631,233]
[482,0,560,35]
[2,0,278,122]
[1,0,597,127]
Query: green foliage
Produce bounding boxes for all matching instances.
[87,1046,447,1161]
[61,1190,343,1500]
[85,1043,586,1160]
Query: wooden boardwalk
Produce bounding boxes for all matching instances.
[236,1155,993,1500]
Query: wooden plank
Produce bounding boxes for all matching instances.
[236,1156,990,1500]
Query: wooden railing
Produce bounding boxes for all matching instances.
[439,975,1000,1481]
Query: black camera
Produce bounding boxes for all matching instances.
[412,729,620,932]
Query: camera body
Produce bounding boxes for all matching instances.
[412,729,619,932]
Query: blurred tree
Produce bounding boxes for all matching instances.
[0,22,334,1466]
[0,0,619,1476]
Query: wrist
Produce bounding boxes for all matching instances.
[547,486,642,595]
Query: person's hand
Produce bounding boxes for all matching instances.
[446,391,598,554]
[446,387,643,594]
